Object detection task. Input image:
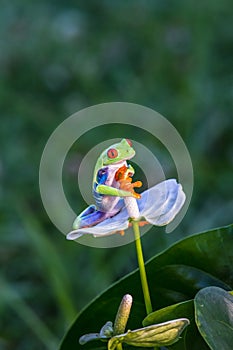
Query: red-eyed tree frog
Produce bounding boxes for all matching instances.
[68,139,186,240]
[73,139,141,230]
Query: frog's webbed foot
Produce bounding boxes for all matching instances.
[115,165,142,199]
[73,205,106,229]
[128,220,149,227]
[117,221,149,236]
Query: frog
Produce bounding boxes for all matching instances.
[72,139,142,230]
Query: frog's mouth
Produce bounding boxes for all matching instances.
[112,155,134,166]
[107,160,128,168]
[116,151,135,163]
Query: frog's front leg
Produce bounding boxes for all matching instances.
[95,184,137,198]
[73,205,107,229]
[114,165,142,199]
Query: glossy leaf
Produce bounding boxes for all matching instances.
[108,318,189,349]
[60,224,233,350]
[143,300,209,350]
[194,286,233,350]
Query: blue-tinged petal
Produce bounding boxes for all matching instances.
[138,179,185,226]
[79,321,113,345]
[79,333,101,345]
[67,209,129,239]
[137,180,171,217]
[151,184,185,226]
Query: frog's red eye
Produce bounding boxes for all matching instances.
[107,148,118,159]
[126,139,132,147]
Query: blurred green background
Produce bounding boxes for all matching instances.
[0,0,232,349]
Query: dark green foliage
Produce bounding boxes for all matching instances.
[194,287,233,350]
[60,225,233,349]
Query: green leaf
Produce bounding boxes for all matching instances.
[108,318,190,350]
[194,286,233,350]
[60,224,233,349]
[143,300,209,350]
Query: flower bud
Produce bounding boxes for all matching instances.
[113,294,133,335]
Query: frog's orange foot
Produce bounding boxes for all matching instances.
[130,181,142,198]
[115,165,142,199]
[133,192,141,199]
[118,179,142,196]
[138,220,149,227]
[128,220,149,227]
[132,181,142,188]
[118,179,134,191]
[117,222,149,236]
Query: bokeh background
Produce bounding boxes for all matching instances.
[0,0,232,349]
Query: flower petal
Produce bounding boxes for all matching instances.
[138,179,185,226]
[108,318,190,349]
[79,321,113,345]
[67,209,129,239]
[79,332,101,345]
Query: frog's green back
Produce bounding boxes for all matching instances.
[92,154,103,184]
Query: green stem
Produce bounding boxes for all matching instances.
[132,221,153,315]
[132,221,160,350]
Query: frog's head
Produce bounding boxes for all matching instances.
[102,139,135,165]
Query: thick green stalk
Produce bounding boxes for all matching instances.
[132,221,159,350]
[132,221,152,315]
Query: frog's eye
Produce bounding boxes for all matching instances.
[126,139,132,147]
[107,148,118,159]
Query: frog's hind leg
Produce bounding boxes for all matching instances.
[73,205,106,229]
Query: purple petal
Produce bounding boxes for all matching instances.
[67,209,129,239]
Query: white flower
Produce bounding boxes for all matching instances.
[67,179,185,240]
